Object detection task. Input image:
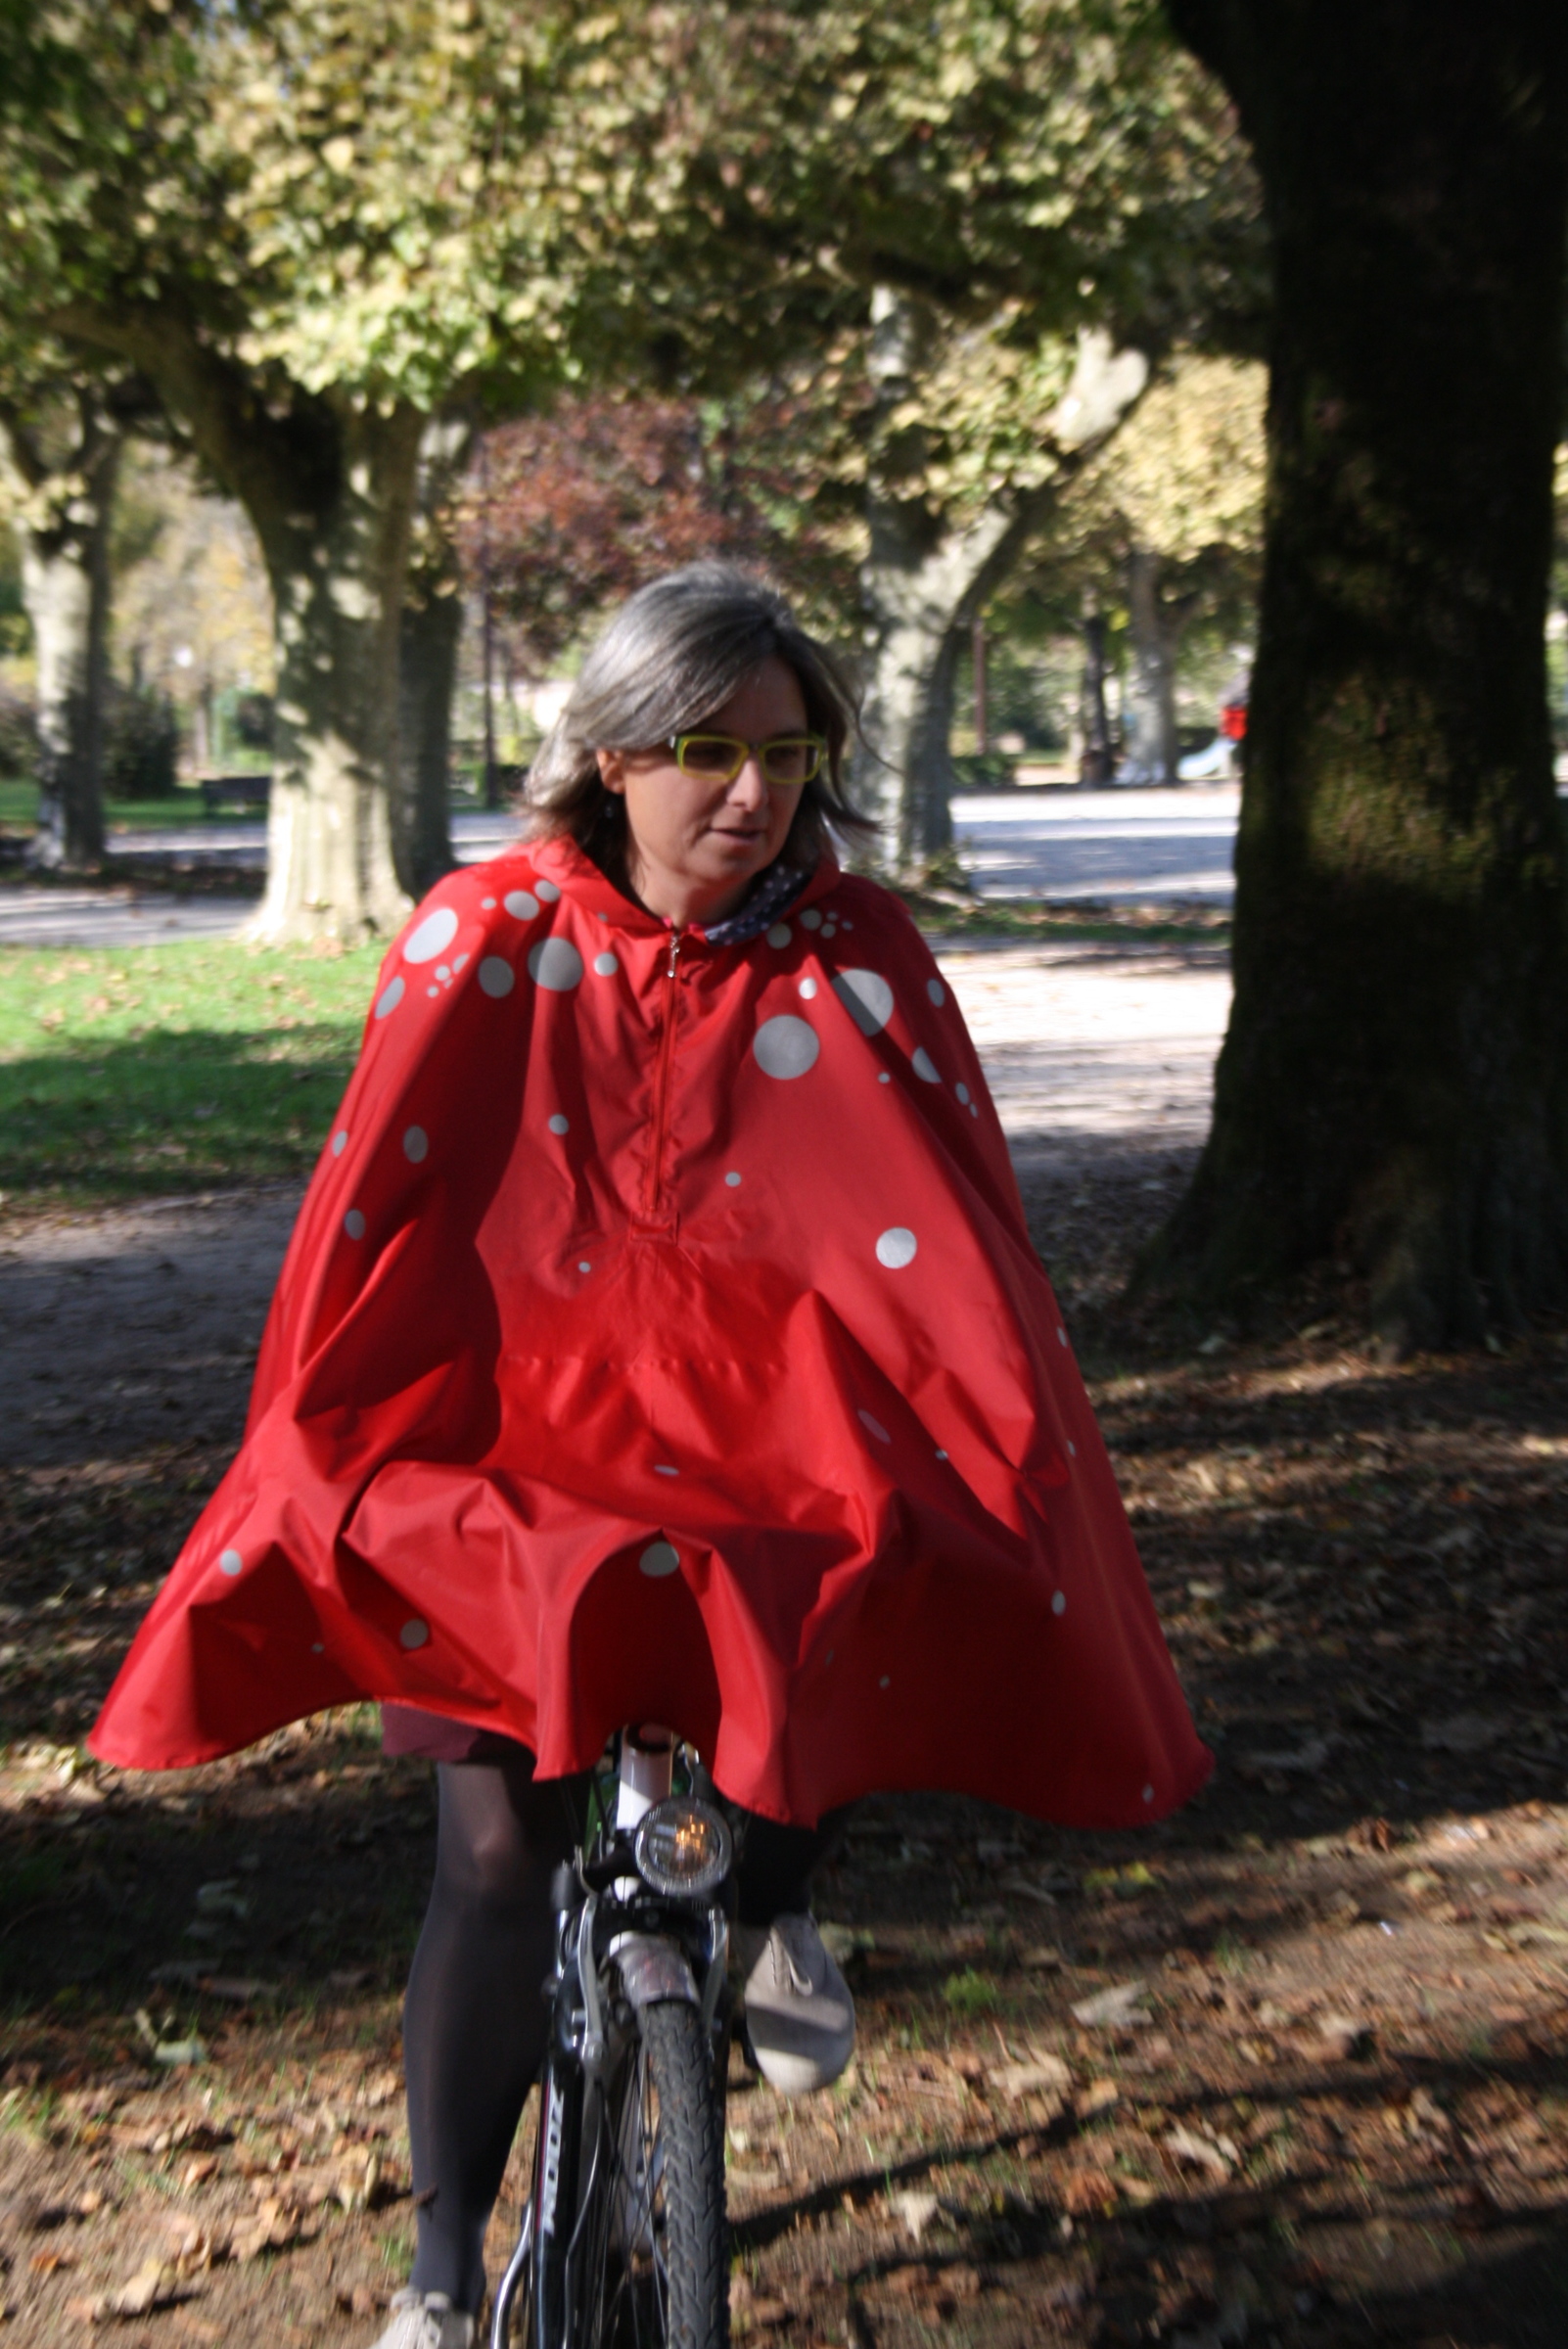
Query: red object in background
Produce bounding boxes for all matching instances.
[91,842,1211,1830]
[1220,699,1248,742]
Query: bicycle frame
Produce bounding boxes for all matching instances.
[489,1729,734,2349]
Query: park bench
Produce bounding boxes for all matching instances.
[200,773,272,816]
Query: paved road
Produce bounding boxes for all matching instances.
[0,789,1241,947]
[951,783,1238,904]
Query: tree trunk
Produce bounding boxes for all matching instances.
[52,309,423,940]
[1119,546,1179,783]
[856,489,1040,872]
[854,301,1146,875]
[244,402,423,943]
[394,414,472,898]
[1158,1,1568,1346]
[971,614,988,755]
[1078,604,1115,785]
[0,392,121,869]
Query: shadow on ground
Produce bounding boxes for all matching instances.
[0,1027,354,1211]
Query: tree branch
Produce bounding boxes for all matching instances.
[48,297,338,529]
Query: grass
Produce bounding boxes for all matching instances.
[0,777,269,834]
[0,938,381,1214]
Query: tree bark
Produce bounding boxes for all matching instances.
[1157,1,1568,1346]
[54,307,421,941]
[855,299,1146,875]
[1078,604,1115,785]
[856,485,1044,872]
[0,390,121,869]
[246,402,422,943]
[1119,546,1179,784]
[395,414,472,898]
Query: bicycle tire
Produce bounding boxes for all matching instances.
[578,1998,728,2349]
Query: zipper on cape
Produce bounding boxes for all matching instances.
[641,928,683,1220]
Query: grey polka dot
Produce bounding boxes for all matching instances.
[593,951,619,976]
[753,1015,819,1081]
[640,1540,679,1578]
[724,1171,742,1187]
[504,889,539,920]
[345,1210,366,1240]
[547,1113,570,1135]
[375,976,404,1020]
[832,969,894,1036]
[799,907,823,931]
[927,978,946,1007]
[219,1547,243,1577]
[400,1618,430,1649]
[1052,1589,1067,1616]
[403,1126,428,1163]
[534,878,561,901]
[875,1226,917,1269]
[765,922,792,948]
[858,1409,891,1444]
[332,1129,347,1156]
[478,956,515,997]
[403,905,459,965]
[529,938,584,991]
[910,1047,940,1083]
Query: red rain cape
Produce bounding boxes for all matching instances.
[92,839,1211,1828]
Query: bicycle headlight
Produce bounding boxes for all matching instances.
[633,1796,732,1899]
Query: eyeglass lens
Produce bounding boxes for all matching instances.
[677,735,821,785]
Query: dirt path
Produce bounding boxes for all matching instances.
[6,944,1568,2348]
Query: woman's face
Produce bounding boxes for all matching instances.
[595,656,810,926]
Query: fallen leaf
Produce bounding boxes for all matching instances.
[999,1869,1060,1907]
[1074,2078,1120,2119]
[72,2254,189,2321]
[29,2247,76,2276]
[1165,2124,1237,2179]
[991,2052,1072,2101]
[1071,1980,1151,2027]
[194,1881,250,1919]
[1315,2012,1374,2060]
[1238,1735,1332,1779]
[891,2189,940,2243]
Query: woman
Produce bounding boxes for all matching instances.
[92,566,1209,2349]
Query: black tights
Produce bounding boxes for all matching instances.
[404,1755,844,2313]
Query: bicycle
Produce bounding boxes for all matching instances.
[488,1724,735,2349]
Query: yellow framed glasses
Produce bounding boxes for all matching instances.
[668,732,825,788]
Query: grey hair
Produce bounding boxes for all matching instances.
[526,563,874,860]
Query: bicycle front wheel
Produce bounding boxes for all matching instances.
[579,1997,727,2349]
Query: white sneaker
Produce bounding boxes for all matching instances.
[368,2289,476,2349]
[741,1913,855,2096]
